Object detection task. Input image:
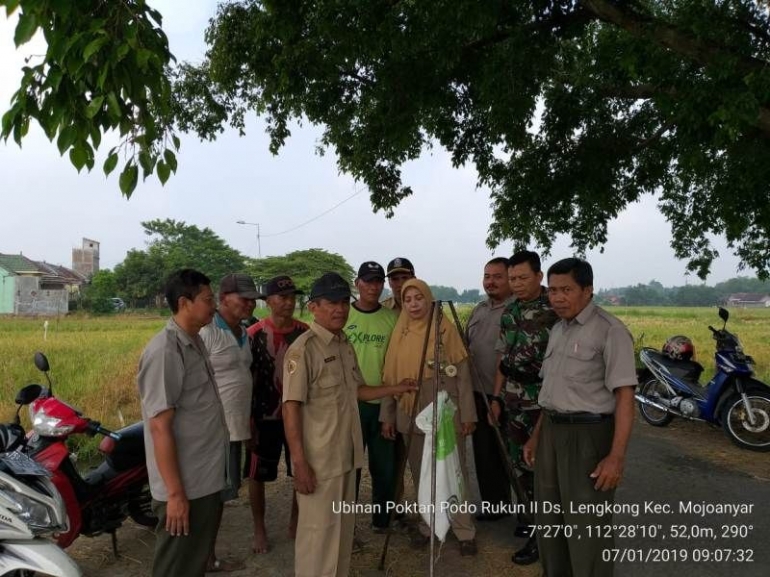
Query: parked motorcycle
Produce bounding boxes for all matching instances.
[636,307,770,451]
[0,385,82,576]
[22,352,156,555]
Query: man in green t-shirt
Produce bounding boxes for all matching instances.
[344,261,399,531]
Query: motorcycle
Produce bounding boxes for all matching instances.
[0,385,82,576]
[21,352,157,555]
[635,307,770,451]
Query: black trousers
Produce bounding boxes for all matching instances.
[471,391,511,509]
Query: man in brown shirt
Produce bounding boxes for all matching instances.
[381,257,415,312]
[283,273,415,577]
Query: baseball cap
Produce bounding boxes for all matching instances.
[386,257,415,277]
[357,261,385,281]
[219,273,260,299]
[309,272,352,301]
[259,275,304,299]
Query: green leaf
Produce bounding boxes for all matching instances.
[103,152,119,176]
[56,125,77,155]
[138,149,155,178]
[119,163,139,197]
[89,124,102,149]
[83,37,107,61]
[1,107,18,139]
[172,134,180,150]
[106,92,121,120]
[85,96,105,119]
[163,149,177,172]
[4,0,21,17]
[14,12,37,46]
[157,159,170,184]
[70,144,88,172]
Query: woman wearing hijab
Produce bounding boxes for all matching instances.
[380,279,478,556]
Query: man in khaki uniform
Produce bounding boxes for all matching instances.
[523,258,637,577]
[283,273,415,577]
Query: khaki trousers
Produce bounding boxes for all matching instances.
[295,468,356,577]
[534,416,615,577]
[406,432,476,542]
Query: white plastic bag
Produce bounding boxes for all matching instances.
[415,391,465,541]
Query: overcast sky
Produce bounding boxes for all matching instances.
[0,2,748,292]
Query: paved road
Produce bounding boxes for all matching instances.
[612,429,768,576]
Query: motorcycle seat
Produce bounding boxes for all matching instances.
[647,350,704,384]
[99,422,146,472]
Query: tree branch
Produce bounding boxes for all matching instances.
[581,0,769,76]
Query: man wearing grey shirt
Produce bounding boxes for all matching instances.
[465,257,513,520]
[523,258,637,577]
[136,269,229,577]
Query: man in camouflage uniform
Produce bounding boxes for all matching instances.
[490,250,557,566]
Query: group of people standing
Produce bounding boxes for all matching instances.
[136,251,637,577]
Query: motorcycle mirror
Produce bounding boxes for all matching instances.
[718,307,729,324]
[15,384,43,406]
[34,352,50,372]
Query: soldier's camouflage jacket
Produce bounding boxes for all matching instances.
[497,287,558,400]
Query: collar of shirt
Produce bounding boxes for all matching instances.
[483,295,514,310]
[560,300,597,327]
[213,312,247,346]
[310,321,347,345]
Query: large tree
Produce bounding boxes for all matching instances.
[3,1,770,277]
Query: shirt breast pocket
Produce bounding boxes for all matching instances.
[565,346,603,383]
[310,363,342,403]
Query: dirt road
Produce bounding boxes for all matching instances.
[67,415,768,576]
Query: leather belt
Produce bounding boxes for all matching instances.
[544,410,613,424]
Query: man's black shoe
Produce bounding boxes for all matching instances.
[514,524,533,538]
[512,536,539,565]
[475,512,511,522]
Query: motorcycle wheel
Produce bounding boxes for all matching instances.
[128,486,159,528]
[638,377,674,426]
[721,389,770,452]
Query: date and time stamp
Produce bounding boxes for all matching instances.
[522,499,760,564]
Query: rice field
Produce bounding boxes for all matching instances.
[0,306,768,457]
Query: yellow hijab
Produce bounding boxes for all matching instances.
[382,278,467,387]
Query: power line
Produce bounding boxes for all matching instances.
[260,188,364,237]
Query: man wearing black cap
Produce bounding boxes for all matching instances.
[381,257,415,312]
[283,273,417,577]
[345,262,399,533]
[245,275,307,554]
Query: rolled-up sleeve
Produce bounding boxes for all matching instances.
[137,335,185,419]
[603,325,638,391]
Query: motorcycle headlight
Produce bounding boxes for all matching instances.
[29,405,75,437]
[0,480,55,533]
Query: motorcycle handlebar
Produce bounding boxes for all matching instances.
[708,325,717,334]
[86,421,122,441]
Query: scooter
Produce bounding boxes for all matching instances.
[22,352,157,555]
[0,385,82,576]
[636,307,770,451]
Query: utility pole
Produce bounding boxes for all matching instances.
[236,220,261,258]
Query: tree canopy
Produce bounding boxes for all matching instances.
[248,249,355,304]
[112,219,247,305]
[3,1,770,277]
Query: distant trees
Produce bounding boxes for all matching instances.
[597,277,770,307]
[247,249,355,308]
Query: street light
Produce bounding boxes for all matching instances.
[236,220,261,258]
